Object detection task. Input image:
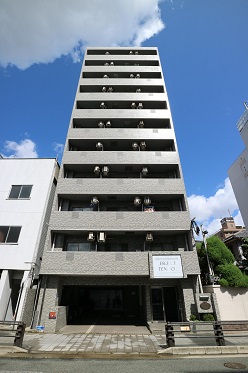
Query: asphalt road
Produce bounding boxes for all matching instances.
[1,356,248,373]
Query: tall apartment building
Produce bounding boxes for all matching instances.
[0,158,59,324]
[228,104,248,228]
[35,47,201,332]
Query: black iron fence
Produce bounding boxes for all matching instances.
[165,321,248,348]
[0,321,26,348]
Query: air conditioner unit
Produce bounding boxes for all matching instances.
[105,120,111,128]
[87,232,95,241]
[144,197,151,205]
[104,62,109,66]
[94,166,101,176]
[135,51,139,55]
[98,121,105,128]
[102,166,109,176]
[98,232,106,242]
[103,74,109,78]
[137,103,143,109]
[130,74,135,78]
[146,232,153,241]
[110,62,114,66]
[129,51,133,55]
[134,196,142,206]
[105,51,110,55]
[102,87,107,92]
[140,141,146,150]
[131,102,136,109]
[135,74,140,79]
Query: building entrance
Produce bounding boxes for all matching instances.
[61,285,145,325]
[151,287,181,322]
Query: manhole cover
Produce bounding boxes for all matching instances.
[224,362,247,369]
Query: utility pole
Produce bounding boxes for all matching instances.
[200,225,214,285]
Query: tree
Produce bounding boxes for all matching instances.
[197,236,248,287]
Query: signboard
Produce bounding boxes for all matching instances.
[36,325,45,331]
[49,311,57,319]
[152,255,183,278]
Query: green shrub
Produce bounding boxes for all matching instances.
[190,314,198,321]
[207,236,235,267]
[202,313,215,321]
[216,264,248,287]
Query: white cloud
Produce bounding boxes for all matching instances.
[188,178,244,235]
[2,139,38,158]
[0,0,165,69]
[53,142,64,154]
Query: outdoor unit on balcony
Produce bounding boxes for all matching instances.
[87,232,95,241]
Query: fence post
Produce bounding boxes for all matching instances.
[214,321,225,346]
[165,322,175,347]
[14,322,26,348]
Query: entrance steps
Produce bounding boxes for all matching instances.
[148,322,166,334]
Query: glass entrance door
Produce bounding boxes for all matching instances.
[151,288,165,321]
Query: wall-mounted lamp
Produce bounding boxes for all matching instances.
[138,120,145,128]
[87,232,95,241]
[102,166,109,176]
[98,232,106,242]
[141,167,148,176]
[144,196,151,205]
[140,141,146,150]
[134,196,142,206]
[94,166,101,176]
[96,142,104,151]
[146,232,153,242]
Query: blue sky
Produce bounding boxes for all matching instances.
[0,0,247,234]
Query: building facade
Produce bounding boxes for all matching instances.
[228,105,248,228]
[0,158,59,324]
[35,47,201,332]
[214,217,245,241]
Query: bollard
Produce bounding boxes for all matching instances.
[214,321,225,346]
[165,322,175,347]
[14,322,26,348]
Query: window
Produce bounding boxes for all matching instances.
[9,185,32,199]
[0,226,21,243]
[66,242,95,251]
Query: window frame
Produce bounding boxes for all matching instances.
[0,226,22,244]
[8,185,33,199]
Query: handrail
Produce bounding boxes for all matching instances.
[164,321,248,347]
[0,321,26,348]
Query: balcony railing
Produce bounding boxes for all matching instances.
[237,109,248,132]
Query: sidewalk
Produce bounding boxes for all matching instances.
[1,330,248,356]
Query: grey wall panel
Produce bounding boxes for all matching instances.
[75,92,166,101]
[67,128,175,140]
[71,109,169,119]
[62,150,179,165]
[49,211,190,231]
[56,178,185,195]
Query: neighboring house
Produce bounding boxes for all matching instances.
[228,104,248,229]
[213,217,245,241]
[224,230,248,270]
[35,47,201,333]
[0,158,59,324]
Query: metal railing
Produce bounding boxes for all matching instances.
[237,109,248,132]
[165,321,248,348]
[0,321,26,348]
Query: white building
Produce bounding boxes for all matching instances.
[0,158,59,323]
[228,105,248,228]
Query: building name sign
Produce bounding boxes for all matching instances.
[152,255,183,278]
